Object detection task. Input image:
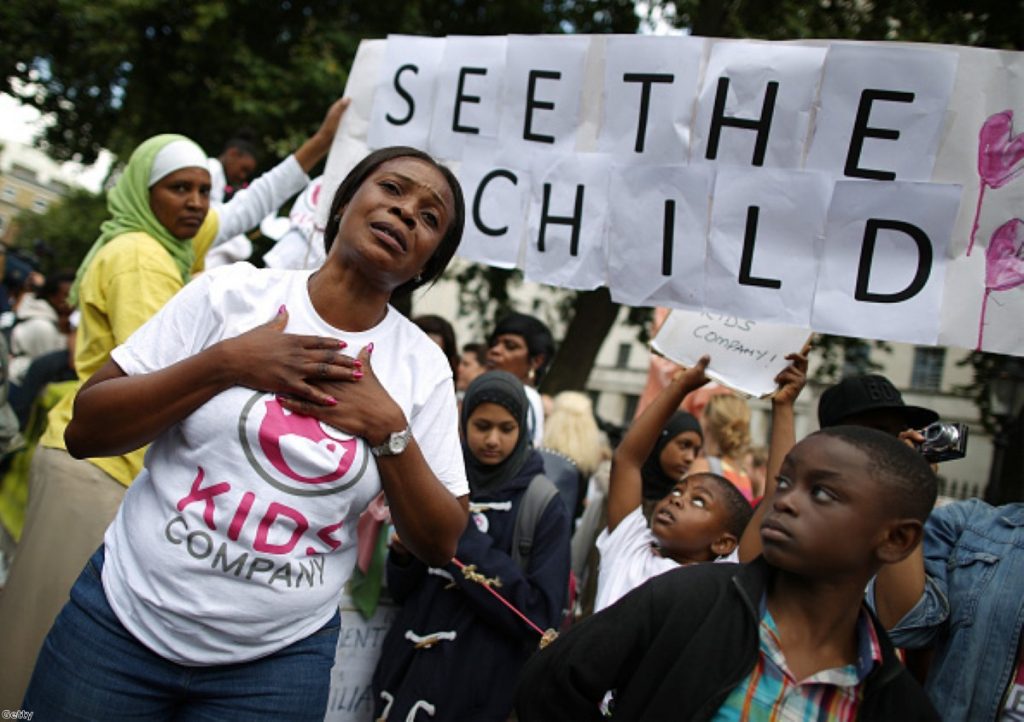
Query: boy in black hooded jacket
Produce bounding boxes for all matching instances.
[515,426,939,721]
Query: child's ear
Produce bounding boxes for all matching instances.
[710,532,738,558]
[875,518,924,565]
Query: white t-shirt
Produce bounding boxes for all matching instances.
[103,264,468,665]
[525,384,545,447]
[593,506,737,612]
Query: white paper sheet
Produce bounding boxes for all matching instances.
[427,36,508,160]
[704,168,832,326]
[499,35,590,155]
[599,35,705,161]
[367,35,445,150]
[805,43,958,181]
[812,179,962,344]
[455,150,530,269]
[934,46,1024,354]
[524,153,610,290]
[606,163,713,308]
[691,41,827,169]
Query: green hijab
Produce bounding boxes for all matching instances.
[69,134,205,306]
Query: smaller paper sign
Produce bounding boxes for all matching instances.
[324,588,398,722]
[428,36,508,160]
[368,35,445,150]
[652,309,811,397]
[811,179,962,344]
[599,35,705,160]
[524,153,610,290]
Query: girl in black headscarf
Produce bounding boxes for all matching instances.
[640,410,704,503]
[373,371,571,722]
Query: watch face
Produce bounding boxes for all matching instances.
[379,428,410,456]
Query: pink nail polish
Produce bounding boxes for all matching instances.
[353,370,364,380]
[353,359,362,368]
[325,396,338,406]
[276,395,288,403]
[278,305,287,315]
[367,342,374,354]
[338,340,347,349]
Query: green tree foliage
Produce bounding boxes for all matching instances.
[11,189,108,274]
[653,0,1022,49]
[0,0,639,165]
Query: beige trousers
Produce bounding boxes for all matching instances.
[0,447,126,708]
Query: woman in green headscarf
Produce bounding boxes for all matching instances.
[0,97,349,709]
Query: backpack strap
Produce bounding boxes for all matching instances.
[511,474,560,571]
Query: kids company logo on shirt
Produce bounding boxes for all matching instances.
[239,392,369,496]
[164,393,372,588]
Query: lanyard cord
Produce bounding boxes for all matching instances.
[451,557,546,637]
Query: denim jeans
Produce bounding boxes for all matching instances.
[23,547,340,721]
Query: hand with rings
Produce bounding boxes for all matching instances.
[221,306,362,407]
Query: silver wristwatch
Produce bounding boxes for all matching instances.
[370,427,412,457]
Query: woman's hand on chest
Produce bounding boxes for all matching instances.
[275,343,406,447]
[221,307,363,406]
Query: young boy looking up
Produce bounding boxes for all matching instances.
[595,355,752,612]
[515,426,940,721]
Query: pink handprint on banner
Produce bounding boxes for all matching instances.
[968,111,1024,256]
[977,218,1024,350]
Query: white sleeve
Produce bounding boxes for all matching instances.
[410,376,468,499]
[595,506,648,566]
[213,156,309,245]
[110,272,224,375]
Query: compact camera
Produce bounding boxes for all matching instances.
[918,421,969,463]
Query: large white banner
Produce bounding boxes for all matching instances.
[321,35,1024,357]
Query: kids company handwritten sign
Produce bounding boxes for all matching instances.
[319,35,1024,357]
[652,310,811,397]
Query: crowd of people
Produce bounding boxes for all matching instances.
[0,95,1019,722]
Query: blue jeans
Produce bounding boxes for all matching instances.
[23,547,340,721]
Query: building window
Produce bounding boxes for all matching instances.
[621,394,639,424]
[2,187,15,202]
[31,198,48,213]
[10,163,37,183]
[615,342,631,369]
[910,347,946,391]
[0,216,6,234]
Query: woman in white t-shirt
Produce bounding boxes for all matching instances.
[22,147,471,721]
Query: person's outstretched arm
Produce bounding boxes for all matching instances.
[606,355,709,533]
[211,97,350,244]
[738,349,807,562]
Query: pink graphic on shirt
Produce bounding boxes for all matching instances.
[977,218,1024,349]
[968,111,1024,255]
[254,502,309,554]
[258,398,358,485]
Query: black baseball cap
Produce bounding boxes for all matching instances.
[818,375,939,430]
